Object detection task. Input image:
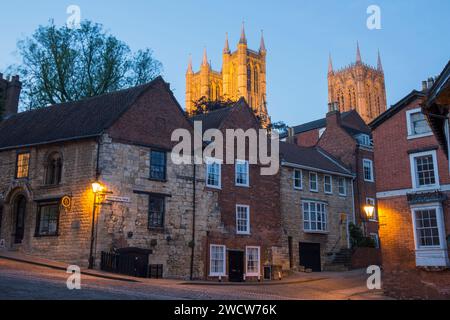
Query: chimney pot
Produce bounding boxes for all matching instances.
[422,80,428,91]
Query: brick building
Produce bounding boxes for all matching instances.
[370,87,450,299]
[279,142,355,272]
[191,100,285,281]
[286,108,380,246]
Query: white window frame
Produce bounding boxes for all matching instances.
[409,150,440,191]
[235,159,249,187]
[338,177,347,196]
[410,203,449,267]
[363,159,374,182]
[206,157,222,189]
[245,246,260,277]
[324,175,332,194]
[366,197,377,221]
[406,108,433,139]
[293,169,303,190]
[302,200,328,233]
[236,205,250,235]
[309,172,318,192]
[209,244,226,276]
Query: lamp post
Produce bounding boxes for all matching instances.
[88,182,104,269]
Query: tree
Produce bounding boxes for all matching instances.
[7,20,163,109]
[349,222,376,248]
[190,97,235,115]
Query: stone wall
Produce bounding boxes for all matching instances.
[0,139,98,266]
[280,166,355,271]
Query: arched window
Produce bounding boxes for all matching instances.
[247,64,252,92]
[254,67,259,94]
[215,84,220,101]
[45,152,62,185]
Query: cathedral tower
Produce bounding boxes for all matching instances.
[328,43,387,123]
[185,25,269,126]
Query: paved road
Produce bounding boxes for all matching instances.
[0,259,388,300]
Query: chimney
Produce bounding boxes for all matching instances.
[427,77,435,89]
[286,127,297,144]
[3,75,22,118]
[422,80,428,91]
[326,102,341,127]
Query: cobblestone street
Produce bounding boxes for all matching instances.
[0,258,388,300]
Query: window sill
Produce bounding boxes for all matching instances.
[304,230,329,235]
[34,234,59,238]
[148,178,167,183]
[364,180,375,183]
[148,227,165,232]
[339,194,347,197]
[206,185,222,190]
[209,274,227,277]
[294,187,303,191]
[235,184,250,188]
[237,232,251,236]
[411,185,440,192]
[407,132,434,140]
[309,189,319,193]
[324,191,333,195]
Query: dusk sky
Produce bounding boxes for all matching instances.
[0,0,449,125]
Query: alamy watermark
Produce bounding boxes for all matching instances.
[171,121,280,175]
[366,265,381,290]
[367,5,381,30]
[66,5,81,30]
[66,265,81,290]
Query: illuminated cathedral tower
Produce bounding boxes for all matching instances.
[185,25,269,126]
[328,42,387,123]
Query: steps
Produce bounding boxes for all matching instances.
[323,248,352,271]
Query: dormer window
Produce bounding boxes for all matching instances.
[406,108,432,139]
[356,134,373,147]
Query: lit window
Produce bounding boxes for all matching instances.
[246,246,260,276]
[293,169,302,189]
[303,201,327,232]
[410,151,439,189]
[324,175,332,194]
[366,198,377,220]
[148,195,165,228]
[150,150,166,181]
[363,159,374,182]
[414,209,440,247]
[235,160,249,187]
[36,203,59,236]
[338,177,347,196]
[206,158,221,188]
[210,245,226,276]
[16,153,30,179]
[406,108,432,138]
[236,205,250,234]
[309,172,318,192]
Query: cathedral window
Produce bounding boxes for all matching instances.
[247,65,252,92]
[254,68,259,94]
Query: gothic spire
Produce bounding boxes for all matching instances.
[356,41,362,63]
[259,30,266,53]
[223,32,230,54]
[187,54,193,74]
[239,22,247,45]
[377,50,383,72]
[328,53,333,73]
[202,47,208,67]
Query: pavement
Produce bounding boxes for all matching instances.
[0,251,391,300]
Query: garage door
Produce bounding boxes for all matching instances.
[299,242,321,272]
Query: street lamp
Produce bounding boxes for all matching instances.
[88,181,105,269]
[364,205,375,220]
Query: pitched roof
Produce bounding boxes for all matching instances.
[280,142,353,177]
[369,90,426,130]
[283,109,370,139]
[0,77,166,150]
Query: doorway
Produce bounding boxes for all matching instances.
[299,242,321,272]
[228,250,244,282]
[13,195,27,244]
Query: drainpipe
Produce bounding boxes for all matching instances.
[88,137,101,269]
[189,163,197,280]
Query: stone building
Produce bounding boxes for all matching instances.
[286,109,380,248]
[279,142,355,272]
[328,43,387,123]
[185,25,269,126]
[191,100,284,281]
[0,73,22,120]
[0,77,213,279]
[370,85,450,299]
